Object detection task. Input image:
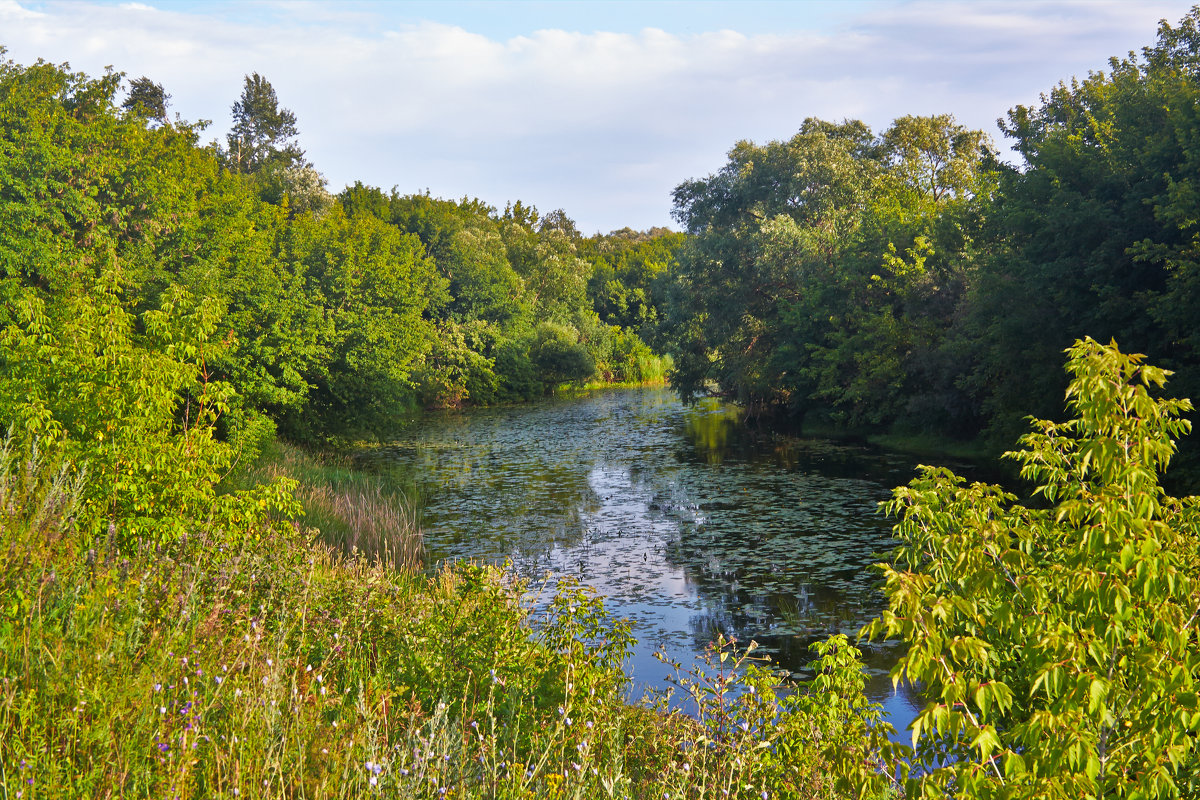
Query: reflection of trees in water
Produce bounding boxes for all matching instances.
[365,387,918,699]
[683,399,743,465]
[682,571,882,675]
[367,406,604,564]
[684,407,918,483]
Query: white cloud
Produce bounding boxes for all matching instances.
[0,0,1194,231]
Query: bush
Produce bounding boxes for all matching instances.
[530,322,595,390]
[0,269,296,549]
[865,338,1200,797]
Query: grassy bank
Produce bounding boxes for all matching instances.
[237,440,423,568]
[0,440,898,799]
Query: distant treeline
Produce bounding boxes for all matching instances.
[665,9,1200,478]
[0,52,678,462]
[6,6,1200,478]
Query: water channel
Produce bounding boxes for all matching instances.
[367,386,949,730]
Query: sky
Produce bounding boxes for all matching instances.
[2,0,1196,233]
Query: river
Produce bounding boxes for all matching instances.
[367,386,940,729]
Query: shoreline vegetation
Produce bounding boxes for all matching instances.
[4,7,1200,796]
[1,433,901,799]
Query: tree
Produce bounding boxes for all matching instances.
[225,72,304,174]
[880,114,991,207]
[865,338,1200,797]
[121,75,169,123]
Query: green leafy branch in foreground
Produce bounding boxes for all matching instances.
[865,337,1200,798]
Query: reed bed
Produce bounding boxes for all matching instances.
[243,440,423,569]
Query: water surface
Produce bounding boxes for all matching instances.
[369,387,930,726]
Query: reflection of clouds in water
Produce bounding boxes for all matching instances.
[366,387,926,730]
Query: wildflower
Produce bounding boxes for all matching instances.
[369,777,377,787]
[159,706,166,715]
[154,684,162,692]
[306,664,312,672]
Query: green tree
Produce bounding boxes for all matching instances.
[960,11,1200,449]
[278,205,441,440]
[529,322,595,390]
[224,72,304,174]
[121,75,169,123]
[668,118,880,407]
[865,338,1200,797]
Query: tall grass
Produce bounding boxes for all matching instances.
[240,440,423,569]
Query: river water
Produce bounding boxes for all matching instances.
[368,386,934,729]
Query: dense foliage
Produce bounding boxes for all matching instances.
[665,9,1200,480]
[866,338,1200,797]
[0,50,671,459]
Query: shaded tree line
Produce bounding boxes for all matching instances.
[664,8,1200,481]
[0,53,676,473]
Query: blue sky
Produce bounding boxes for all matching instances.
[109,1,881,38]
[2,0,1195,232]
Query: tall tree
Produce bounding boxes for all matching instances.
[121,75,169,123]
[225,72,304,174]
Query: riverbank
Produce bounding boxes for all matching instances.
[1,438,898,799]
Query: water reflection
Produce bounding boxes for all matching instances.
[366,388,932,730]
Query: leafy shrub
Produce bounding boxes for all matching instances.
[413,321,500,408]
[865,338,1200,797]
[530,322,595,390]
[494,337,542,402]
[0,267,297,549]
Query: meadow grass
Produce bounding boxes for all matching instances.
[0,441,898,799]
